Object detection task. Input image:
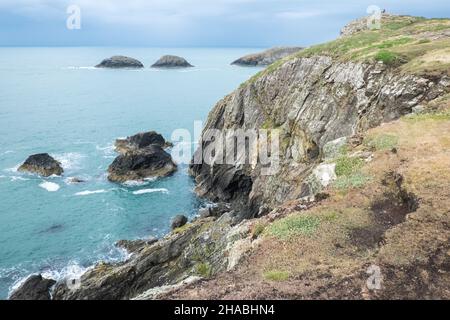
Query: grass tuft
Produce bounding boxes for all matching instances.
[267,215,321,240]
[364,134,399,151]
[263,270,290,281]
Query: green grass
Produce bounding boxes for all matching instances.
[195,263,212,278]
[335,156,364,176]
[364,134,399,151]
[252,223,266,238]
[374,50,406,66]
[267,215,321,240]
[334,173,372,190]
[403,111,450,123]
[263,270,290,281]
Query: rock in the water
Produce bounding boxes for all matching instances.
[9,275,56,300]
[231,47,303,66]
[116,237,158,253]
[18,153,63,177]
[96,56,144,69]
[115,131,172,154]
[151,55,193,68]
[171,215,188,230]
[108,145,177,182]
[67,177,85,184]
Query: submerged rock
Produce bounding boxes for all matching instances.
[171,215,188,230]
[151,55,193,68]
[108,145,177,182]
[96,56,144,69]
[18,153,63,177]
[9,275,56,300]
[231,47,303,66]
[115,131,172,154]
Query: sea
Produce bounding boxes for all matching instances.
[0,47,262,299]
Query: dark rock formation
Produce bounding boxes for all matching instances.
[96,56,144,69]
[151,55,193,68]
[9,275,56,300]
[116,237,158,254]
[231,47,303,66]
[115,131,172,154]
[108,145,177,182]
[171,215,188,230]
[18,153,63,177]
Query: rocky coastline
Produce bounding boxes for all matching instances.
[10,13,450,300]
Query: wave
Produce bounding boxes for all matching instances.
[75,189,107,196]
[10,176,30,182]
[132,188,168,195]
[65,66,97,70]
[53,152,85,171]
[39,181,60,192]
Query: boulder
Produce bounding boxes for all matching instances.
[115,131,172,154]
[108,145,177,182]
[18,153,63,177]
[9,275,56,300]
[151,55,193,68]
[171,215,188,230]
[231,47,303,66]
[96,56,144,69]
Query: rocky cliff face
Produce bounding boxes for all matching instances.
[190,55,449,218]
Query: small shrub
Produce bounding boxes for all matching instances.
[364,134,399,151]
[252,223,266,238]
[374,50,406,66]
[267,215,320,240]
[263,270,289,281]
[195,263,212,278]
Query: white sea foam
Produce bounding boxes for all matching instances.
[39,181,60,192]
[10,176,30,182]
[0,150,14,155]
[132,188,168,195]
[75,189,107,196]
[4,164,20,173]
[53,152,85,171]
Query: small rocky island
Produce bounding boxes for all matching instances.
[108,131,177,182]
[231,46,303,66]
[18,153,63,177]
[151,55,193,68]
[96,56,144,69]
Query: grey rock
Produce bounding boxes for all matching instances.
[171,215,188,230]
[116,237,158,254]
[96,56,144,69]
[151,55,193,68]
[18,153,63,177]
[9,275,56,300]
[115,131,172,154]
[107,145,177,183]
[231,47,303,66]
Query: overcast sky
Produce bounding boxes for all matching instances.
[1,0,449,47]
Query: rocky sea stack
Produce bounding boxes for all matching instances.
[231,46,303,66]
[151,55,193,68]
[18,153,63,177]
[108,131,176,182]
[96,56,144,69]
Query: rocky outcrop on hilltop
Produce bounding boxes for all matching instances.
[151,55,193,68]
[115,131,172,154]
[96,56,144,69]
[9,275,56,300]
[231,47,303,66]
[18,153,63,177]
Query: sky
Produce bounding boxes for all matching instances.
[0,0,449,47]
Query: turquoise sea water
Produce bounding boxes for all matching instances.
[0,47,261,299]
